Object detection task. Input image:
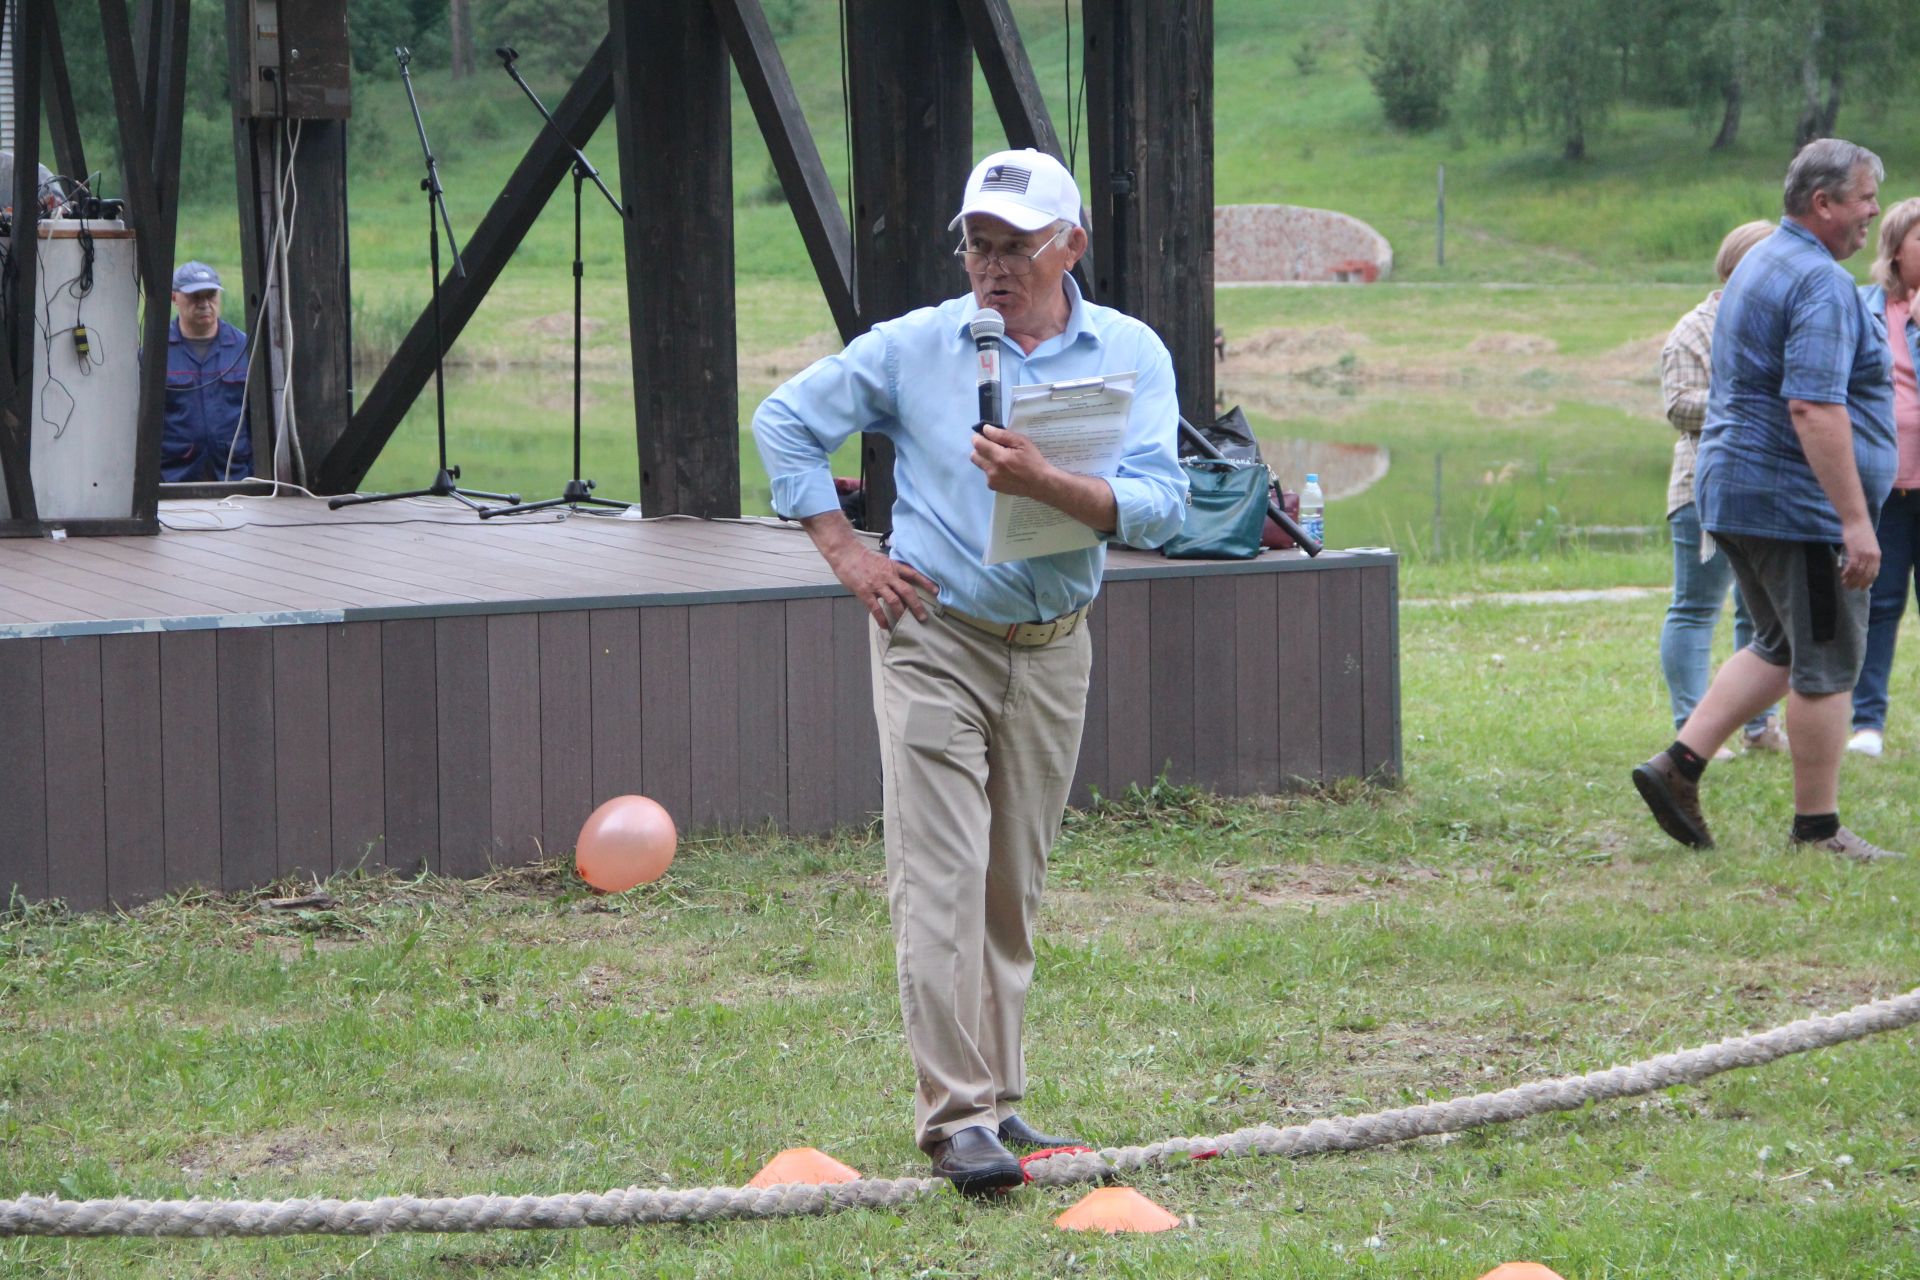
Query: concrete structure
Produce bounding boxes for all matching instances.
[1214,204,1393,285]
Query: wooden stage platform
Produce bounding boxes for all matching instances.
[0,498,1399,911]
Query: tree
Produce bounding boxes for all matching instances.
[1457,0,1625,160]
[1362,0,1458,132]
[449,0,475,79]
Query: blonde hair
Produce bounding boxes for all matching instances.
[1870,197,1920,301]
[1715,220,1775,283]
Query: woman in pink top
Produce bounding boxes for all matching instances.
[1849,197,1920,756]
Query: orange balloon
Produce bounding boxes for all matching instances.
[575,795,677,892]
[1477,1265,1568,1280]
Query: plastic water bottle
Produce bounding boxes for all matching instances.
[1300,473,1326,545]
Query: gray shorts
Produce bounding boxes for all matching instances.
[1714,531,1868,695]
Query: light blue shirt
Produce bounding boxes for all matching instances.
[751,278,1188,623]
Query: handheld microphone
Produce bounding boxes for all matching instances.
[969,307,1004,429]
[496,46,519,67]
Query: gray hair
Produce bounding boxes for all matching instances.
[1783,138,1883,216]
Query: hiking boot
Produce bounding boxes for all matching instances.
[1791,826,1906,863]
[1742,716,1789,754]
[1846,728,1885,757]
[1631,751,1715,848]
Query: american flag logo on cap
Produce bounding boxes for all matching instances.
[980,164,1031,194]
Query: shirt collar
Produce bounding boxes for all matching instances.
[950,274,1102,351]
[1779,217,1831,257]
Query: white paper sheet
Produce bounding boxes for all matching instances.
[984,372,1136,565]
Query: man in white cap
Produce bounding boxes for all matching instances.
[157,261,252,482]
[753,149,1187,1192]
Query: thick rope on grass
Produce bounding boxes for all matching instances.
[5,987,1916,1238]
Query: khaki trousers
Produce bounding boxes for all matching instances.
[869,604,1092,1151]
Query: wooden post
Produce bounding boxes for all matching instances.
[844,0,972,534]
[609,0,739,518]
[216,1,352,490]
[1084,0,1214,426]
[41,4,86,184]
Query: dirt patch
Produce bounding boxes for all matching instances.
[1230,862,1458,908]
[754,331,843,382]
[1227,324,1374,365]
[178,1129,369,1186]
[1466,332,1557,357]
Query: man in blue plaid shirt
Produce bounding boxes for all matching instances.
[1634,138,1903,863]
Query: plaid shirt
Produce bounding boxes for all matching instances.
[1659,290,1717,517]
[1696,219,1896,542]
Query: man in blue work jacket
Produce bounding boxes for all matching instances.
[159,261,252,482]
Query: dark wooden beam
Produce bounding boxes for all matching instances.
[41,4,87,184]
[955,0,1095,299]
[1085,0,1214,426]
[317,40,615,494]
[280,120,353,477]
[608,0,739,518]
[711,0,857,343]
[956,0,1061,155]
[0,0,43,523]
[97,1,164,290]
[846,0,971,534]
[103,0,190,521]
[225,0,276,477]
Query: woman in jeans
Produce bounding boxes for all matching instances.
[1658,221,1787,759]
[1848,197,1920,757]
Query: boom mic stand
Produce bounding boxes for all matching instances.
[479,46,634,520]
[331,47,517,513]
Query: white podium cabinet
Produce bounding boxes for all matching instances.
[0,221,141,521]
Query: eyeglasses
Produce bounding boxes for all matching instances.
[953,224,1070,277]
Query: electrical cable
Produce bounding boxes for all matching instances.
[1062,0,1083,176]
[214,115,302,487]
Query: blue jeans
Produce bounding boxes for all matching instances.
[1661,504,1774,734]
[1852,488,1920,732]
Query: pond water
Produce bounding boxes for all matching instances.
[358,363,1673,559]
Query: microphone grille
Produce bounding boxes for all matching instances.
[968,308,1005,341]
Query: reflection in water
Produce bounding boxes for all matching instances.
[357,363,1666,557]
[1251,437,1389,498]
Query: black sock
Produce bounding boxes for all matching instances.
[1665,740,1708,783]
[1793,812,1841,842]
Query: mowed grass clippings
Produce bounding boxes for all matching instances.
[4,588,1919,1278]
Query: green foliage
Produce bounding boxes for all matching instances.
[470,0,605,72]
[1361,0,1457,131]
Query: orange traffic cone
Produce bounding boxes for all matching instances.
[746,1147,862,1188]
[1054,1186,1181,1233]
[1477,1265,1567,1280]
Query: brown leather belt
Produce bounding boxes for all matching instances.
[941,602,1088,647]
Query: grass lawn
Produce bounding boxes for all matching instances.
[6,577,1918,1278]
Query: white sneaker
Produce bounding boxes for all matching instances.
[1846,728,1884,757]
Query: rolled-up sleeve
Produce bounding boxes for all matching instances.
[1106,341,1189,548]
[751,328,895,520]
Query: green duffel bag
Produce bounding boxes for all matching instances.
[1160,457,1271,560]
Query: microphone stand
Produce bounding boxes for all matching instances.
[332,47,517,513]
[479,46,635,520]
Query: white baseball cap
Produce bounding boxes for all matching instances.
[948,148,1083,234]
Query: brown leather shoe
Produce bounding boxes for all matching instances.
[998,1113,1081,1151]
[1791,826,1906,863]
[1631,751,1714,848]
[927,1125,1023,1195]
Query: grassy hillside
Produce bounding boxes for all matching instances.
[171,0,1920,354]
